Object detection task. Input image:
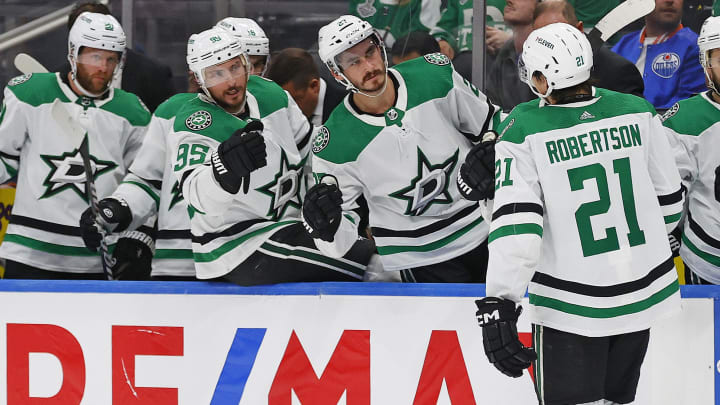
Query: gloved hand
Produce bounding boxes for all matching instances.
[457,131,498,201]
[79,197,132,251]
[475,297,537,378]
[302,177,343,242]
[212,120,267,194]
[111,230,154,280]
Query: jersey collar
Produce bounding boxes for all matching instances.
[55,72,116,107]
[344,68,408,127]
[542,86,602,108]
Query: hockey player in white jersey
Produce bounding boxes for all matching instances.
[663,16,720,285]
[463,23,683,404]
[144,27,374,284]
[215,17,271,77]
[303,15,500,282]
[0,12,149,279]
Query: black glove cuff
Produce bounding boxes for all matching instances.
[211,149,242,194]
[119,230,155,254]
[475,297,519,326]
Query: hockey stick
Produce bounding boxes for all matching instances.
[51,101,115,280]
[586,0,655,53]
[13,53,48,74]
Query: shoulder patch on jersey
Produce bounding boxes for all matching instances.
[8,74,31,86]
[186,110,212,131]
[661,103,679,122]
[424,53,450,66]
[312,127,330,154]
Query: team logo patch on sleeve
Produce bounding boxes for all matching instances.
[312,127,331,154]
[661,103,679,122]
[186,110,212,130]
[8,74,31,86]
[424,53,450,66]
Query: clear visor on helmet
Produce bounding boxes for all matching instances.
[201,55,248,88]
[76,48,121,69]
[248,55,268,76]
[334,38,385,73]
[705,51,720,67]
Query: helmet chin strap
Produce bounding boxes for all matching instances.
[704,65,720,97]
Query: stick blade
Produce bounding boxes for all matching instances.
[51,100,86,145]
[13,53,48,74]
[594,0,655,42]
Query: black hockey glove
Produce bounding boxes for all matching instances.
[79,197,132,251]
[302,180,343,242]
[111,230,155,280]
[475,297,536,378]
[212,120,267,194]
[457,131,498,201]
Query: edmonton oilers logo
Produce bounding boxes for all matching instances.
[652,53,680,78]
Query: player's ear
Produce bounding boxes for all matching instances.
[308,78,320,96]
[576,21,584,32]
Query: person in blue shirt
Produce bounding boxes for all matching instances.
[612,0,705,110]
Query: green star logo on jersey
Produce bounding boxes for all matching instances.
[390,148,459,216]
[256,150,304,221]
[169,180,184,210]
[40,147,117,201]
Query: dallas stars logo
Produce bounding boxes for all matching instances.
[390,148,459,216]
[169,180,184,210]
[40,147,116,201]
[256,150,304,221]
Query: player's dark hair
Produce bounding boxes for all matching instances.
[391,31,441,61]
[68,2,111,30]
[266,48,319,90]
[550,80,593,104]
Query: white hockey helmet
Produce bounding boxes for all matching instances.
[698,16,720,92]
[519,23,593,99]
[215,17,270,75]
[67,12,126,97]
[318,15,388,95]
[186,27,250,102]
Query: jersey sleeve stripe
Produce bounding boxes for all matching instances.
[10,215,81,236]
[192,221,295,263]
[0,152,19,161]
[371,203,479,238]
[682,233,720,266]
[663,212,682,224]
[297,122,314,150]
[531,256,674,297]
[154,248,194,259]
[3,233,108,256]
[376,215,484,255]
[688,211,720,250]
[487,223,543,243]
[528,279,678,319]
[1,160,17,177]
[191,217,267,245]
[478,97,496,139]
[157,229,192,240]
[492,202,544,221]
[657,186,683,206]
[121,180,160,207]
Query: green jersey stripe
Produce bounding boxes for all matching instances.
[154,248,194,260]
[488,223,543,243]
[3,234,112,257]
[193,221,294,263]
[377,215,484,255]
[260,242,364,276]
[664,212,682,224]
[2,159,17,177]
[122,180,160,207]
[529,280,679,318]
[682,233,720,266]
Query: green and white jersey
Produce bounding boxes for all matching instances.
[0,73,149,273]
[351,0,442,47]
[488,88,682,337]
[114,93,197,278]
[169,77,313,279]
[430,0,507,53]
[311,54,500,271]
[662,92,720,283]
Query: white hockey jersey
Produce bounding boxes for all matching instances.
[487,88,682,337]
[113,92,197,277]
[662,92,720,283]
[169,77,323,279]
[0,73,149,273]
[311,54,500,271]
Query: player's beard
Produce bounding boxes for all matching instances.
[76,65,112,95]
[214,85,247,114]
[357,69,387,95]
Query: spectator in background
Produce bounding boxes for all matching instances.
[61,2,175,112]
[266,48,346,126]
[390,31,440,64]
[349,0,442,48]
[613,0,705,110]
[567,0,620,31]
[534,0,645,97]
[485,0,537,111]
